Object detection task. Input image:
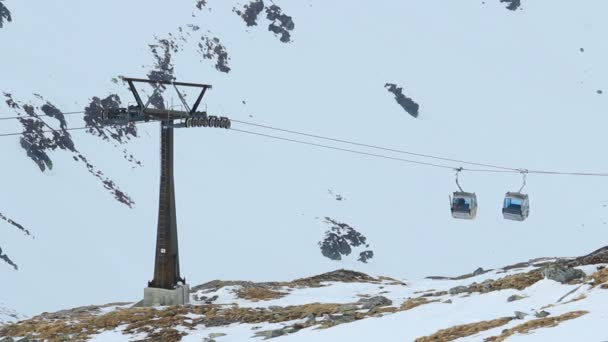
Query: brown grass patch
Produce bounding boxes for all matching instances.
[469,270,543,293]
[400,297,440,311]
[587,267,608,287]
[414,317,513,342]
[235,287,287,302]
[0,302,376,341]
[484,310,589,342]
[0,306,192,342]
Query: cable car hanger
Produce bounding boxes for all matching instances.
[517,169,528,193]
[455,167,464,192]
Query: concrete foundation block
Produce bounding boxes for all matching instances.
[143,284,190,306]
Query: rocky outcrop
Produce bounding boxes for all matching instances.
[3,93,134,208]
[198,36,231,73]
[0,2,11,28]
[0,247,17,271]
[234,1,295,43]
[500,0,521,11]
[384,83,420,118]
[319,217,373,263]
[541,265,586,284]
[234,0,265,26]
[0,212,31,270]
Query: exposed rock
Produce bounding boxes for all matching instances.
[500,0,521,11]
[265,5,295,43]
[84,94,137,144]
[234,0,265,26]
[541,266,585,284]
[4,93,134,208]
[254,328,287,339]
[507,294,526,302]
[449,285,470,295]
[323,313,357,327]
[534,310,550,318]
[319,217,373,263]
[195,0,207,10]
[147,38,178,109]
[327,189,346,201]
[384,83,420,118]
[198,36,231,73]
[514,311,528,320]
[0,247,17,271]
[473,267,485,276]
[358,250,374,263]
[0,213,31,237]
[0,2,11,28]
[358,296,392,310]
[443,299,453,304]
[204,295,219,304]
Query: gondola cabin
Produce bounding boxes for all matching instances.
[502,192,529,221]
[450,192,478,220]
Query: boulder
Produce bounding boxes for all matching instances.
[473,267,485,276]
[507,294,526,302]
[541,266,585,284]
[514,311,528,320]
[358,296,392,310]
[449,285,470,295]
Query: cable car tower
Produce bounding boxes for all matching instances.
[101,77,230,306]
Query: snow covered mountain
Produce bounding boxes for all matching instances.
[3,247,608,341]
[2,0,608,327]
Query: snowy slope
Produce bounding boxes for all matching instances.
[3,252,608,341]
[2,0,608,319]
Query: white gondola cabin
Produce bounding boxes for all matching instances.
[451,192,478,220]
[450,168,478,220]
[502,170,530,221]
[502,192,529,221]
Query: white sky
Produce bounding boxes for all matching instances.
[1,0,608,316]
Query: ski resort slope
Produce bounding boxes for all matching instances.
[4,258,608,341]
[2,0,608,318]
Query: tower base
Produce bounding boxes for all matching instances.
[141,284,190,307]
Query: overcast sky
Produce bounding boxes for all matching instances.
[1,0,608,316]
